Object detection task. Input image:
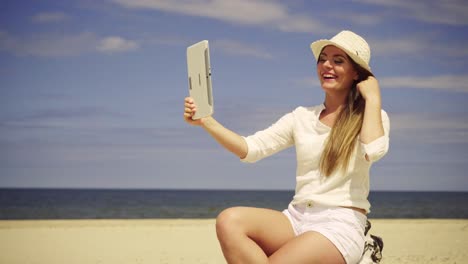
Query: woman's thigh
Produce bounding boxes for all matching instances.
[269,231,346,264]
[216,206,296,256]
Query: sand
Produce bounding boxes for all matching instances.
[0,219,467,264]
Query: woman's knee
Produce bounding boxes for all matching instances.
[216,207,245,238]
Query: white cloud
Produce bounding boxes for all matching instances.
[294,74,468,93]
[212,39,273,59]
[380,75,468,93]
[390,112,468,143]
[341,13,383,26]
[145,35,190,46]
[142,35,273,59]
[32,12,69,23]
[276,14,324,33]
[0,107,125,131]
[370,36,468,58]
[97,36,139,53]
[0,31,97,57]
[110,0,331,33]
[0,31,138,57]
[354,0,468,26]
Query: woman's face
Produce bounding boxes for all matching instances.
[316,45,358,95]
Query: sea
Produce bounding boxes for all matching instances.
[0,189,467,220]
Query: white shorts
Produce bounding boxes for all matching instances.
[282,203,367,264]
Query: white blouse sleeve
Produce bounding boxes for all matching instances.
[360,110,390,163]
[241,112,295,163]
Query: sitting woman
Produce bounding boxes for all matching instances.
[183,30,390,264]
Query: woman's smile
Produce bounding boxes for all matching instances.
[321,72,338,82]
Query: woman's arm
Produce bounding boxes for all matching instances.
[358,76,385,144]
[184,97,248,159]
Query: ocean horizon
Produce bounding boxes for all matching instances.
[1,188,467,220]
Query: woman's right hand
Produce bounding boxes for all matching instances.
[183,97,248,158]
[184,97,204,126]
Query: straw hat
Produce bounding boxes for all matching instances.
[310,30,372,73]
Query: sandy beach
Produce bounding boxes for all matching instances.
[1,219,467,264]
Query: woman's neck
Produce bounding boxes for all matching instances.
[319,93,349,128]
[323,93,347,113]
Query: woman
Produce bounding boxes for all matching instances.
[183,30,390,264]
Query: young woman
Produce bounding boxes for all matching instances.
[183,30,390,264]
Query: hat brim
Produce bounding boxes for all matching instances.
[310,39,372,74]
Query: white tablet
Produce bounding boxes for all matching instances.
[186,40,213,119]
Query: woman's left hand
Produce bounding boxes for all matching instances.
[357,76,381,103]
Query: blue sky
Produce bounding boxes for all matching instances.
[1,0,467,191]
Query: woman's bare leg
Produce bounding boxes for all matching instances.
[216,207,295,264]
[269,231,346,264]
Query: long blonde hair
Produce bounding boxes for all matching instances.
[319,60,373,176]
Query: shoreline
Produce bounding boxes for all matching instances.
[1,219,467,264]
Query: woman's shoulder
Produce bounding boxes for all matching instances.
[282,105,324,125]
[292,104,325,116]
